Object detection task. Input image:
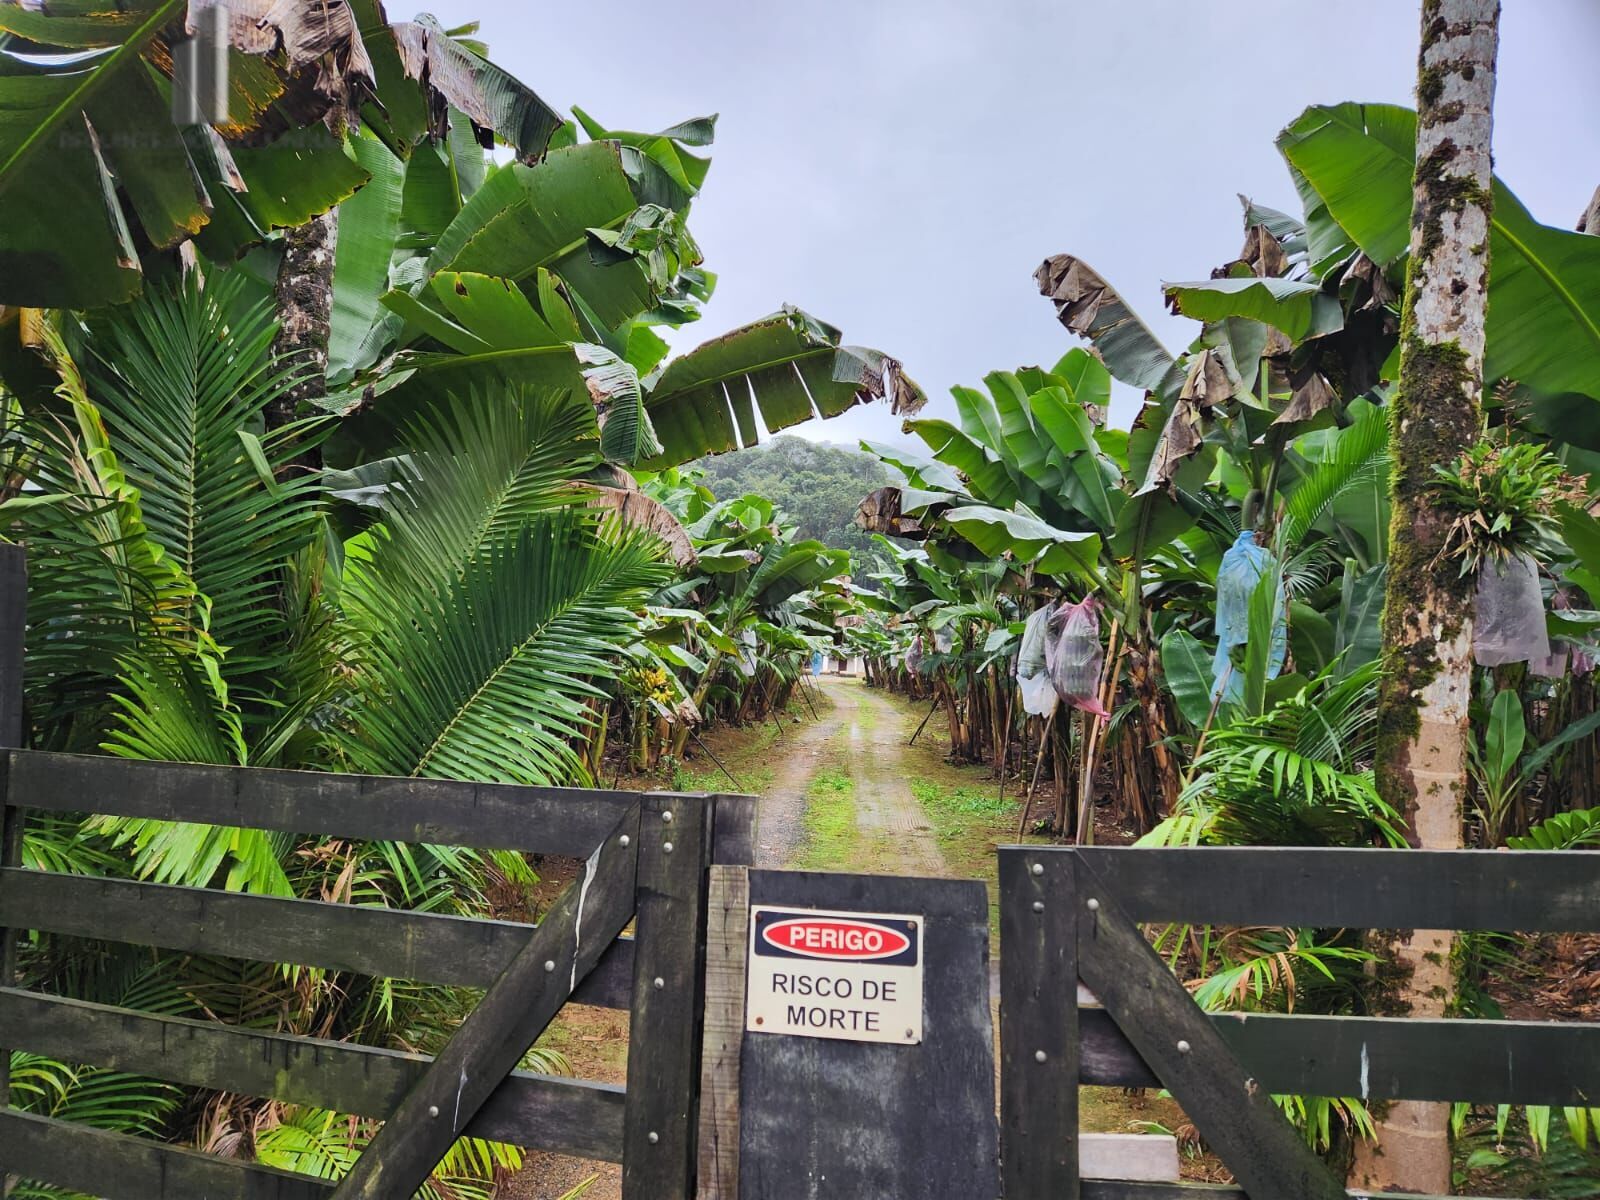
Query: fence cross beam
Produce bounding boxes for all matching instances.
[1072,851,1346,1200]
[330,802,643,1198]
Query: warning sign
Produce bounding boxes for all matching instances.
[745,905,924,1045]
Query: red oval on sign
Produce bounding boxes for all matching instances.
[761,918,911,961]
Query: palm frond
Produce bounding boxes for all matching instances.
[76,273,324,680]
[1281,402,1388,548]
[377,388,602,599]
[342,511,669,784]
[1,323,201,746]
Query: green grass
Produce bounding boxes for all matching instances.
[795,767,861,871]
[911,779,1012,819]
[907,776,1020,938]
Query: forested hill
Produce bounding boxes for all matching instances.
[690,437,891,571]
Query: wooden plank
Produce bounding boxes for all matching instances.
[740,871,999,1200]
[1072,853,1346,1200]
[1079,1007,1160,1089]
[0,542,24,1168]
[0,1109,330,1199]
[711,792,758,867]
[624,793,711,1199]
[999,848,1079,1199]
[0,987,625,1160]
[695,865,749,1200]
[331,803,642,1198]
[0,867,632,1005]
[1074,846,1600,931]
[6,747,635,856]
[1079,1007,1600,1105]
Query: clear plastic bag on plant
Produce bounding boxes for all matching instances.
[1474,552,1550,667]
[1017,606,1058,718]
[934,625,955,654]
[1045,597,1109,718]
[1530,590,1584,677]
[1211,530,1286,700]
[904,634,923,676]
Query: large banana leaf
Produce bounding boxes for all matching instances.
[0,1,564,307]
[345,139,692,447]
[641,306,926,468]
[1160,626,1215,727]
[572,105,715,209]
[426,141,663,329]
[0,0,186,304]
[1334,563,1387,675]
[328,131,408,381]
[1163,277,1344,343]
[0,0,377,306]
[1035,254,1183,396]
[392,14,563,158]
[1278,102,1600,404]
[905,417,1020,510]
[747,540,850,610]
[858,441,971,497]
[939,504,1102,585]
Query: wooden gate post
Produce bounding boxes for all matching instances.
[622,792,713,1199]
[1,544,26,1193]
[694,863,748,1199]
[999,847,1079,1199]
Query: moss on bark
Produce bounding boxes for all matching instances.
[1375,332,1479,816]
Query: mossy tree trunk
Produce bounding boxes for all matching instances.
[1360,0,1499,1192]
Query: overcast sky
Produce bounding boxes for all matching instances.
[419,0,1600,449]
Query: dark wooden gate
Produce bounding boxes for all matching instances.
[999,845,1600,1200]
[0,539,754,1198]
[0,750,753,1198]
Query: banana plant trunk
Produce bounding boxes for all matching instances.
[673,650,725,759]
[1360,1,1499,1192]
[269,209,338,463]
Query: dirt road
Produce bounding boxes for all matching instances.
[507,676,942,1199]
[757,676,945,873]
[838,679,946,875]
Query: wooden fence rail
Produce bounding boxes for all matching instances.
[0,760,754,1197]
[999,844,1600,1200]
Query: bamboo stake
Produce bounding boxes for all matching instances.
[1075,618,1124,846]
[690,728,742,789]
[996,688,1016,806]
[798,674,821,719]
[1017,707,1058,836]
[1183,664,1232,791]
[908,699,940,746]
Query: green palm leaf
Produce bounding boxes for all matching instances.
[0,324,199,744]
[338,395,666,783]
[342,512,669,783]
[373,388,601,595]
[78,274,324,672]
[1282,398,1390,555]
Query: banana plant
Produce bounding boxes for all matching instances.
[0,2,558,308]
[1468,688,1600,846]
